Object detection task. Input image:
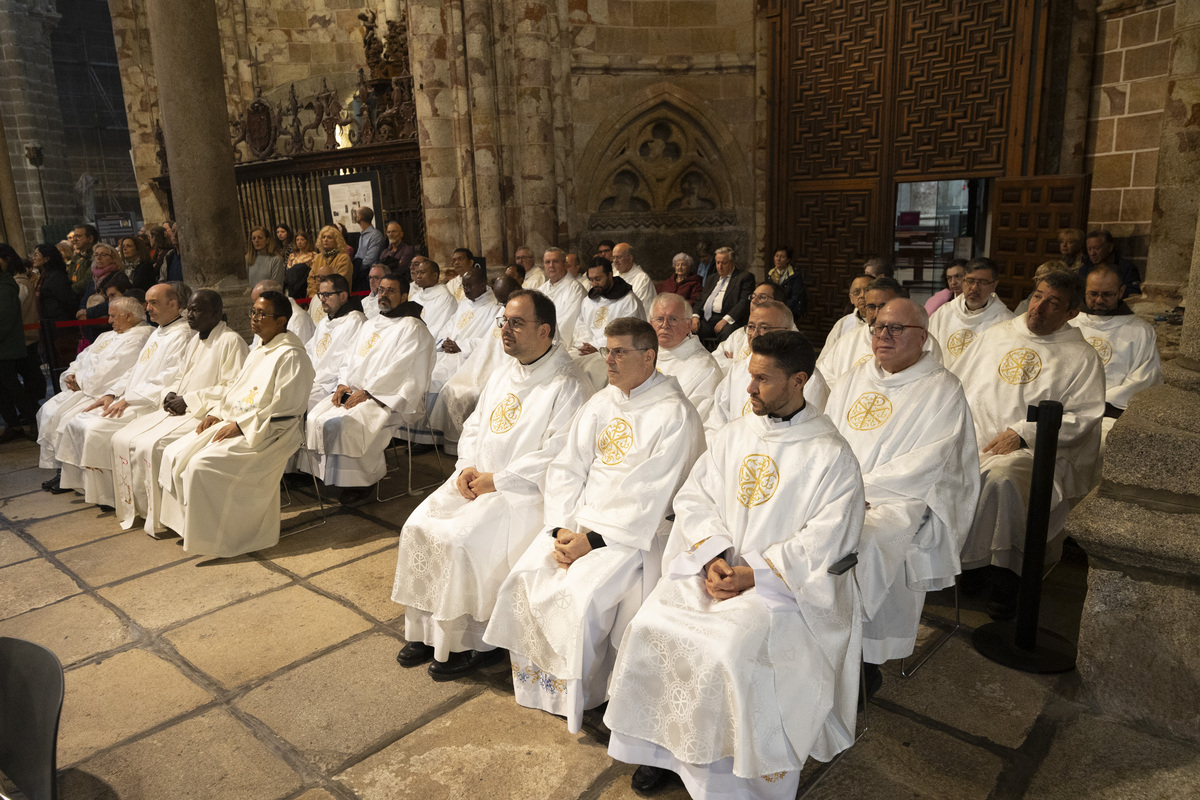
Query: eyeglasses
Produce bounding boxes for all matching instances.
[649,315,686,327]
[869,323,924,338]
[598,346,651,359]
[497,316,537,331]
[961,277,997,288]
[316,291,343,300]
[248,309,282,320]
[745,323,786,336]
[1085,291,1119,300]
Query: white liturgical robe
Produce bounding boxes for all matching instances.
[1070,310,1162,442]
[57,315,195,506]
[656,335,721,421]
[305,307,366,409]
[286,298,315,344]
[158,331,315,556]
[484,372,704,733]
[430,290,500,392]
[826,354,980,663]
[522,266,547,290]
[604,405,865,799]
[38,324,152,469]
[823,310,864,352]
[411,283,456,338]
[446,273,465,302]
[541,276,586,351]
[929,293,1013,369]
[715,325,751,374]
[618,264,657,318]
[955,315,1105,573]
[816,323,942,392]
[361,292,380,319]
[111,322,248,534]
[569,282,645,391]
[708,353,829,435]
[427,307,506,448]
[299,308,435,486]
[392,344,592,659]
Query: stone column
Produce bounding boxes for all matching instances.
[145,0,244,287]
[462,0,506,268]
[0,112,27,256]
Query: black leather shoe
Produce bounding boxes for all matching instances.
[48,482,73,495]
[42,472,61,492]
[396,641,435,667]
[631,765,669,793]
[427,648,506,681]
[339,485,376,507]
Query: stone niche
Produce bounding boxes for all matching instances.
[575,86,751,279]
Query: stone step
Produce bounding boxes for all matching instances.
[1099,383,1200,504]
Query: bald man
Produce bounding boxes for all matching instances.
[611,242,656,316]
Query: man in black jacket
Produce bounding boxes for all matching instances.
[690,246,755,347]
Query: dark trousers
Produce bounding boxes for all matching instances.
[696,316,738,351]
[0,357,37,429]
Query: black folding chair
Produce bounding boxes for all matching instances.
[0,637,64,800]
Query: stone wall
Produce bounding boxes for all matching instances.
[1086,1,1175,283]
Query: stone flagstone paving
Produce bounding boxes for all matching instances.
[1,435,1199,798]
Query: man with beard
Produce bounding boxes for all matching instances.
[569,257,645,390]
[305,273,366,410]
[929,257,1013,368]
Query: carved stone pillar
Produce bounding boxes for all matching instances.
[0,112,27,256]
[461,0,506,268]
[145,0,244,286]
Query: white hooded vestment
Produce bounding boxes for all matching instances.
[569,281,646,391]
[656,335,722,421]
[427,307,506,448]
[411,283,456,338]
[304,306,366,410]
[430,290,500,392]
[929,293,1014,368]
[541,276,586,351]
[816,322,942,392]
[1070,310,1162,447]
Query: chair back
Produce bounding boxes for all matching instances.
[0,636,65,800]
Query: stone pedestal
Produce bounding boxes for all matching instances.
[145,0,244,288]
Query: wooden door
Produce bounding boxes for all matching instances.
[988,175,1091,307]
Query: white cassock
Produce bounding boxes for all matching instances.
[308,300,326,326]
[111,322,249,534]
[816,323,942,392]
[37,324,153,469]
[392,344,593,659]
[569,280,645,391]
[250,299,316,347]
[57,316,195,506]
[411,283,456,337]
[430,290,500,392]
[715,326,751,375]
[575,271,590,291]
[1069,310,1162,445]
[619,264,657,317]
[299,309,435,487]
[604,405,865,800]
[427,307,506,450]
[362,292,380,319]
[522,266,547,290]
[928,293,1013,369]
[955,315,1105,573]
[483,372,705,733]
[657,335,722,422]
[826,354,980,663]
[823,310,864,352]
[445,274,465,302]
[305,307,367,410]
[707,353,829,436]
[541,276,586,351]
[158,331,316,556]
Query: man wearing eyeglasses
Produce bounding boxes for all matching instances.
[158,291,315,556]
[1068,266,1161,449]
[361,263,388,319]
[954,269,1104,620]
[537,247,585,351]
[823,273,873,352]
[249,280,315,346]
[485,317,704,733]
[393,289,592,680]
[717,280,786,374]
[650,293,721,421]
[929,257,1013,368]
[826,298,979,691]
[304,273,366,410]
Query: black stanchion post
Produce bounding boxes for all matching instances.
[972,400,1077,674]
[41,319,61,394]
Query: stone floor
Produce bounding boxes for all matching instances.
[2,434,1200,799]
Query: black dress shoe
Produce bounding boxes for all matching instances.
[42,472,61,492]
[48,482,73,495]
[631,765,669,793]
[396,641,435,667]
[427,648,506,681]
[339,484,377,507]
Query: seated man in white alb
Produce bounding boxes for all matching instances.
[393,289,593,679]
[56,282,195,508]
[1069,265,1162,448]
[38,296,152,491]
[611,242,656,317]
[427,276,519,452]
[650,293,721,421]
[484,317,704,733]
[305,273,366,410]
[604,330,865,799]
[111,290,248,535]
[569,257,645,391]
[429,264,499,394]
[826,299,979,691]
[409,256,457,336]
[538,247,586,350]
[823,273,872,351]
[928,257,1013,368]
[955,269,1104,620]
[251,279,315,345]
[715,280,785,373]
[513,245,547,289]
[298,273,435,506]
[361,263,387,319]
[158,291,315,556]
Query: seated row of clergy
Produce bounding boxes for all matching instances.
[391,299,981,797]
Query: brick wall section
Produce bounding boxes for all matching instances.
[1086,1,1175,276]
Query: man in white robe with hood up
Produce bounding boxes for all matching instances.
[826,298,979,692]
[928,257,1013,369]
[650,293,721,421]
[955,269,1105,620]
[111,290,248,535]
[485,317,704,734]
[158,291,315,556]
[392,289,592,679]
[604,330,865,799]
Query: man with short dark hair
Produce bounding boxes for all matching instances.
[430,264,499,394]
[955,270,1105,619]
[539,247,585,350]
[570,257,645,390]
[1083,229,1141,296]
[409,256,456,335]
[306,273,367,410]
[393,289,592,679]
[929,257,1013,368]
[354,206,386,289]
[604,329,865,799]
[446,247,475,301]
[252,279,315,345]
[595,239,615,261]
[486,317,704,733]
[67,224,98,298]
[158,291,315,556]
[863,255,894,279]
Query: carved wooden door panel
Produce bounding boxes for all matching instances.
[988,175,1091,308]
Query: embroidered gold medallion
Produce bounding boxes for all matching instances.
[1086,336,1112,365]
[947,329,976,357]
[456,310,474,331]
[846,391,892,431]
[597,418,633,465]
[489,393,522,434]
[737,454,778,508]
[315,332,332,358]
[998,347,1042,385]
[138,341,159,363]
[854,353,872,368]
[358,332,380,356]
[240,385,259,406]
[593,305,609,329]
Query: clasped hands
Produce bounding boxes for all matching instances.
[162,391,188,416]
[982,427,1022,456]
[455,466,496,501]
[553,529,592,570]
[83,394,128,417]
[331,384,375,409]
[196,414,242,442]
[703,556,754,600]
